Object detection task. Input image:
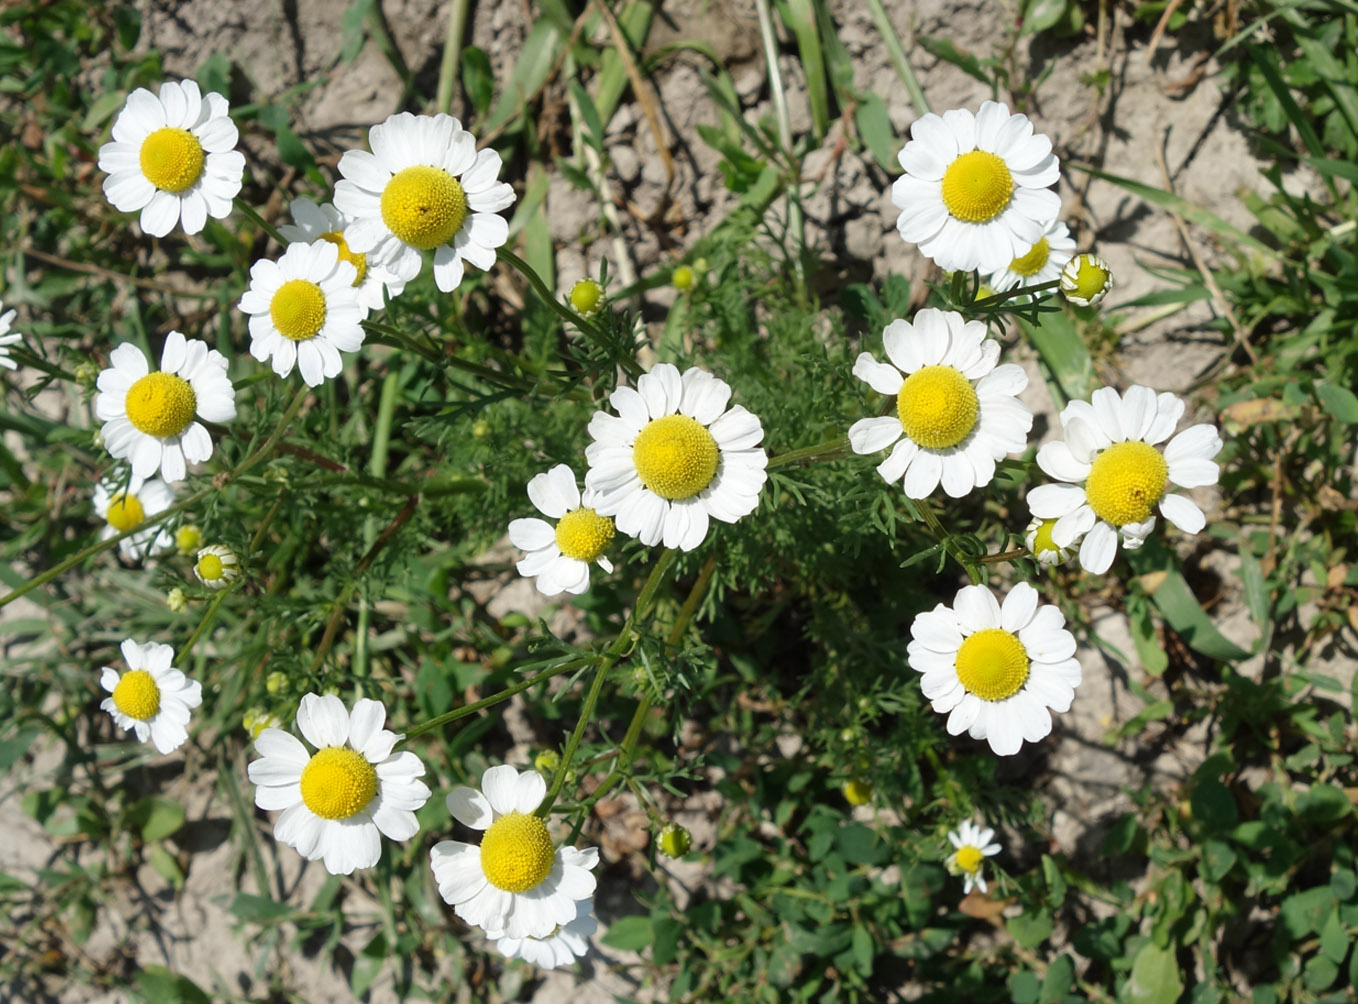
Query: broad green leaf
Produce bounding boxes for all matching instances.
[1008,910,1053,949]
[228,892,296,923]
[601,914,653,950]
[136,965,211,1004]
[836,823,887,865]
[1126,942,1183,1004]
[461,46,493,120]
[855,94,898,171]
[1129,545,1251,662]
[1316,382,1358,424]
[127,796,185,842]
[1279,886,1334,939]
[484,18,563,134]
[1016,311,1093,407]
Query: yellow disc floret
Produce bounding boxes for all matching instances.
[954,845,984,874]
[139,127,206,193]
[270,279,328,342]
[112,669,161,721]
[554,507,615,562]
[175,525,201,556]
[569,279,604,316]
[940,150,1013,223]
[380,166,468,250]
[480,811,556,892]
[1009,237,1051,277]
[955,628,1030,702]
[633,414,720,500]
[299,746,378,820]
[1060,254,1114,306]
[1084,441,1168,526]
[105,492,146,532]
[196,553,223,581]
[897,365,979,449]
[320,231,368,286]
[125,372,197,438]
[843,779,874,806]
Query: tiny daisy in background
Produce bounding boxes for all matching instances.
[908,582,1081,756]
[95,331,236,483]
[892,100,1061,274]
[987,219,1076,296]
[248,693,431,876]
[657,822,692,859]
[1060,253,1114,307]
[238,240,366,386]
[334,112,515,293]
[194,544,240,589]
[0,300,23,371]
[175,524,201,556]
[97,79,245,237]
[584,363,768,551]
[567,278,604,318]
[849,308,1032,499]
[1028,385,1223,574]
[486,900,598,970]
[946,820,1002,895]
[508,464,615,596]
[430,765,599,939]
[99,639,202,754]
[165,587,188,612]
[1024,515,1073,567]
[92,475,174,561]
[278,197,407,311]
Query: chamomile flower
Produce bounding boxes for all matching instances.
[248,694,432,876]
[1060,253,1114,306]
[99,639,202,754]
[988,219,1076,295]
[508,464,615,596]
[568,278,604,317]
[0,301,22,371]
[486,900,598,970]
[238,240,366,386]
[946,820,1001,895]
[430,765,599,940]
[97,78,244,238]
[92,475,174,561]
[584,364,768,551]
[1028,385,1223,574]
[333,112,515,293]
[193,544,239,589]
[908,582,1081,757]
[892,101,1061,274]
[1024,515,1073,567]
[94,331,236,483]
[277,198,407,311]
[849,308,1032,498]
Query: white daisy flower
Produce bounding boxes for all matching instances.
[1027,385,1223,574]
[907,581,1081,756]
[333,112,515,293]
[238,240,367,387]
[508,465,615,596]
[99,639,202,754]
[892,100,1061,274]
[987,219,1076,295]
[277,198,407,311]
[94,331,236,484]
[430,765,599,940]
[247,693,432,876]
[946,820,1002,895]
[583,364,768,551]
[92,476,174,562]
[97,78,245,238]
[0,301,22,371]
[486,900,598,970]
[193,544,240,589]
[1024,515,1073,567]
[849,308,1033,499]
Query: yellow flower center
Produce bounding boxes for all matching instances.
[896,365,979,449]
[843,779,874,806]
[321,230,368,286]
[112,669,161,721]
[1010,237,1051,277]
[955,628,1030,702]
[105,492,146,533]
[954,845,984,874]
[380,166,468,250]
[139,127,206,193]
[555,507,615,562]
[196,553,224,581]
[480,811,556,893]
[299,746,378,820]
[270,279,328,342]
[1062,255,1113,304]
[125,372,197,439]
[1084,441,1168,526]
[1030,518,1062,556]
[940,150,1013,223]
[633,414,720,500]
[569,279,603,315]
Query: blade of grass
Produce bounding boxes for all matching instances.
[864,0,930,116]
[434,0,471,115]
[775,0,829,139]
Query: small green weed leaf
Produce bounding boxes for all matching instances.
[1303,954,1339,992]
[851,923,874,973]
[135,965,211,1004]
[228,893,295,923]
[1010,971,1041,1004]
[83,90,129,133]
[0,726,38,771]
[485,18,563,133]
[1299,784,1353,825]
[461,46,494,120]
[836,823,886,865]
[1200,839,1237,883]
[652,916,682,965]
[1190,779,1239,830]
[1130,547,1250,662]
[1008,909,1052,949]
[1039,953,1075,1001]
[1319,907,1348,963]
[339,0,373,63]
[127,796,186,842]
[855,94,898,171]
[1280,886,1335,939]
[149,844,184,892]
[568,78,604,152]
[916,36,992,87]
[1315,383,1358,424]
[1126,942,1183,1004]
[602,914,654,951]
[1021,0,1070,35]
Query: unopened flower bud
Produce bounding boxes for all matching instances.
[1060,253,1113,307]
[658,823,692,858]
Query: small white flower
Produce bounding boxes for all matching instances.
[1024,515,1073,567]
[97,79,245,237]
[0,301,23,371]
[486,900,598,970]
[94,331,236,483]
[987,219,1076,295]
[277,198,407,311]
[431,765,599,940]
[908,582,1081,757]
[248,693,432,876]
[100,639,202,754]
[1027,385,1223,574]
[238,240,367,386]
[193,544,240,588]
[849,308,1032,499]
[584,363,768,551]
[892,101,1061,274]
[509,464,615,596]
[946,820,1002,895]
[334,112,515,293]
[92,475,174,562]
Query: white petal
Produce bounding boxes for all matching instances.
[1078,521,1119,574]
[848,416,903,455]
[1159,494,1206,535]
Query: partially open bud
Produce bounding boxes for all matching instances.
[194,544,240,589]
[1060,253,1113,307]
[671,265,696,292]
[568,278,605,317]
[165,587,188,613]
[658,822,692,858]
[175,525,201,556]
[1024,516,1074,567]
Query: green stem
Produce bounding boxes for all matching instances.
[363,320,543,394]
[914,498,981,584]
[435,0,471,115]
[402,656,597,740]
[767,435,852,470]
[233,197,287,246]
[753,0,804,285]
[970,279,1061,309]
[977,547,1028,565]
[178,586,233,662]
